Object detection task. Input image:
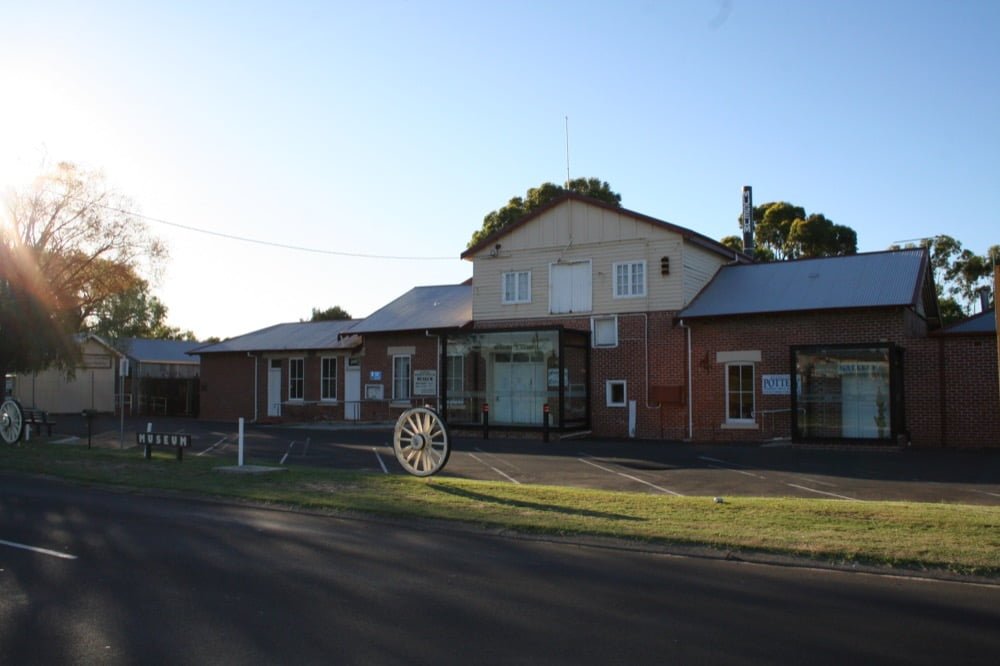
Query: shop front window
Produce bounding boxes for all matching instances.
[443,328,589,429]
[793,345,896,441]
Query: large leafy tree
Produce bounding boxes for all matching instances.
[892,235,999,322]
[309,305,352,321]
[724,201,857,261]
[467,177,622,248]
[0,162,167,374]
[87,276,196,341]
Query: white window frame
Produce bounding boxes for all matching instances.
[446,353,464,395]
[606,380,627,407]
[613,261,646,298]
[501,271,531,304]
[591,315,618,348]
[725,362,755,424]
[320,356,337,402]
[392,354,412,401]
[288,357,305,401]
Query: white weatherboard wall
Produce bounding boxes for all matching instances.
[473,200,702,321]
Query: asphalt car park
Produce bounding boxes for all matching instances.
[33,414,1000,505]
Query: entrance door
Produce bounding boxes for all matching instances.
[492,352,546,425]
[267,361,282,417]
[344,358,361,421]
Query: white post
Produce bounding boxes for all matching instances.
[238,417,245,467]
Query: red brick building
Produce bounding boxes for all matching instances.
[194,194,998,447]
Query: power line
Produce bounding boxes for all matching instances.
[49,192,460,261]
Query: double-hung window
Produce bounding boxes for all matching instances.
[502,271,531,304]
[320,357,337,401]
[393,355,412,401]
[613,261,646,298]
[726,363,755,423]
[288,358,305,401]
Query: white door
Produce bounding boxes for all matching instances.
[267,364,282,417]
[549,260,592,314]
[345,360,361,421]
[492,352,546,425]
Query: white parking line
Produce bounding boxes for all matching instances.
[969,488,1000,499]
[0,538,77,560]
[280,441,295,465]
[578,457,683,496]
[468,453,521,484]
[706,464,768,480]
[373,447,389,474]
[700,456,768,479]
[196,436,227,457]
[784,483,859,501]
[786,474,839,488]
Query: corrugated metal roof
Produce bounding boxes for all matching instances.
[679,249,928,319]
[122,338,202,364]
[940,309,996,335]
[347,284,472,334]
[191,320,361,354]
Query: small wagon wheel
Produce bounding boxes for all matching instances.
[0,398,25,445]
[393,406,451,477]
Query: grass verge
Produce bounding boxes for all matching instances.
[3,441,998,577]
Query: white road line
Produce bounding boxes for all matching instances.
[468,453,521,484]
[698,455,748,468]
[373,447,389,474]
[473,447,521,472]
[968,488,1000,499]
[279,441,295,465]
[0,538,77,560]
[784,483,859,501]
[706,464,767,480]
[786,474,838,488]
[578,457,683,496]
[196,436,228,457]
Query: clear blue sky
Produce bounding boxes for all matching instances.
[2,1,997,339]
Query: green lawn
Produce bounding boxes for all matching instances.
[3,441,998,576]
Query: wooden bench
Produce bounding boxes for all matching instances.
[23,409,56,437]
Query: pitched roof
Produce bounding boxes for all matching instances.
[121,338,202,364]
[939,309,996,335]
[460,192,749,262]
[346,284,472,334]
[190,320,362,355]
[679,249,932,319]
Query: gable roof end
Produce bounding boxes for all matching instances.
[460,192,749,263]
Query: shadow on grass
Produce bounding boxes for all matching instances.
[428,483,643,521]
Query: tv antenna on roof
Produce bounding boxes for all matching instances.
[565,115,571,185]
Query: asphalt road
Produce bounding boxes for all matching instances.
[1,474,998,665]
[46,414,1000,505]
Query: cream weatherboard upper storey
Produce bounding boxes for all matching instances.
[467,197,736,321]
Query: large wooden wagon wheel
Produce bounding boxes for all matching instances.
[0,398,25,444]
[393,406,451,477]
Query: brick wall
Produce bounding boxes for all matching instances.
[686,309,1000,447]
